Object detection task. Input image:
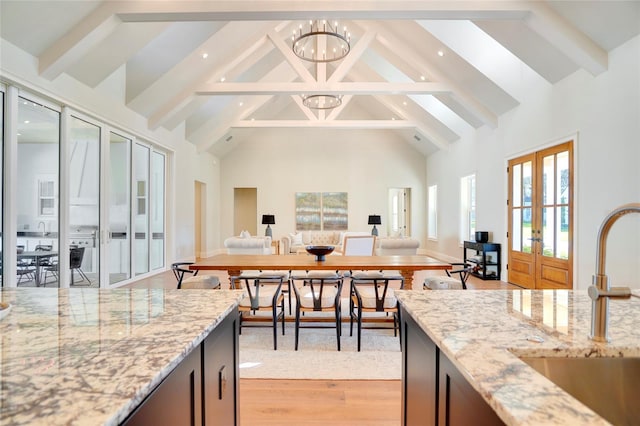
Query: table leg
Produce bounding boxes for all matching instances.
[228,269,241,289]
[400,269,414,290]
[34,258,42,287]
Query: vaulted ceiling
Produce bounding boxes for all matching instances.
[2,1,639,157]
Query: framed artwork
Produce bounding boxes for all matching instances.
[296,192,348,231]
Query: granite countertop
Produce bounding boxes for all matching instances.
[396,289,640,425]
[0,287,243,425]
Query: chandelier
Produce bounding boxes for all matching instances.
[292,20,351,63]
[301,94,343,110]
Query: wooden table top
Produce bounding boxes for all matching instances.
[190,254,451,271]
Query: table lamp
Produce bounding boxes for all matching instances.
[262,214,275,237]
[368,215,381,236]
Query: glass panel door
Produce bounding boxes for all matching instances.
[69,116,100,286]
[0,89,3,286]
[109,132,131,285]
[150,151,165,270]
[134,143,149,276]
[508,141,573,289]
[16,97,60,287]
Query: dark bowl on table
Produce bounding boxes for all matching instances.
[305,245,334,261]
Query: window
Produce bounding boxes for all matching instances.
[427,185,437,239]
[460,174,476,243]
[37,176,57,217]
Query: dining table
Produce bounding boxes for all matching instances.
[190,254,451,290]
[17,251,59,286]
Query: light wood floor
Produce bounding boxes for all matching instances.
[125,261,519,425]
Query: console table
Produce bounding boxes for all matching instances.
[463,241,501,280]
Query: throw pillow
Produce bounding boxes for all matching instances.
[241,230,251,238]
[290,232,303,245]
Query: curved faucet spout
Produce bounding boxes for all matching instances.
[589,203,640,342]
[38,221,46,237]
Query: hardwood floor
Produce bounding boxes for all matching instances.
[240,379,401,426]
[124,260,520,425]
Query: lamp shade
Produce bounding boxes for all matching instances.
[368,215,381,225]
[262,215,275,225]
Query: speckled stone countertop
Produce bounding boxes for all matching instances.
[396,289,640,425]
[0,287,243,425]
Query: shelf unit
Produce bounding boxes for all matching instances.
[463,241,501,280]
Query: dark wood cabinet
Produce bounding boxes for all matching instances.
[123,308,239,426]
[402,307,504,426]
[203,310,239,426]
[438,350,503,426]
[463,241,501,280]
[402,312,438,425]
[123,343,203,426]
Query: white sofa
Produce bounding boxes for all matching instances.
[280,231,419,255]
[224,235,272,254]
[375,237,420,255]
[281,230,370,255]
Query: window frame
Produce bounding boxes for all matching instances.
[427,184,438,240]
[459,174,476,244]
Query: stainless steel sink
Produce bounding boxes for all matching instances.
[520,356,640,425]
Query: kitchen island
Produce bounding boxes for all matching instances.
[397,289,640,425]
[0,287,243,425]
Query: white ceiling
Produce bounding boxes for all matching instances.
[2,1,639,157]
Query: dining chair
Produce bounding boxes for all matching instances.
[423,263,474,290]
[231,274,285,350]
[342,235,376,256]
[349,271,404,351]
[171,262,220,289]
[292,271,344,351]
[43,247,90,286]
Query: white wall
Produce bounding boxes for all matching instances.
[426,35,640,289]
[219,128,427,247]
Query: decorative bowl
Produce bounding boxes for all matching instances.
[305,245,334,261]
[0,303,12,321]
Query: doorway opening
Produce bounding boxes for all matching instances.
[194,181,206,259]
[388,188,411,237]
[234,188,257,236]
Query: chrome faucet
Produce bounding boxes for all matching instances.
[588,203,640,342]
[38,221,46,237]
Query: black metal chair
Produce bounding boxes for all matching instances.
[292,272,344,351]
[423,263,475,290]
[349,271,403,351]
[231,274,285,350]
[171,262,220,289]
[44,247,90,286]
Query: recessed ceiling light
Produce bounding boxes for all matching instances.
[403,101,407,106]
[201,53,208,59]
[24,120,30,124]
[239,102,244,107]
[420,75,426,81]
[391,117,396,121]
[437,50,444,57]
[220,76,226,82]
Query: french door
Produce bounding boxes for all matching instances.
[508,141,573,289]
